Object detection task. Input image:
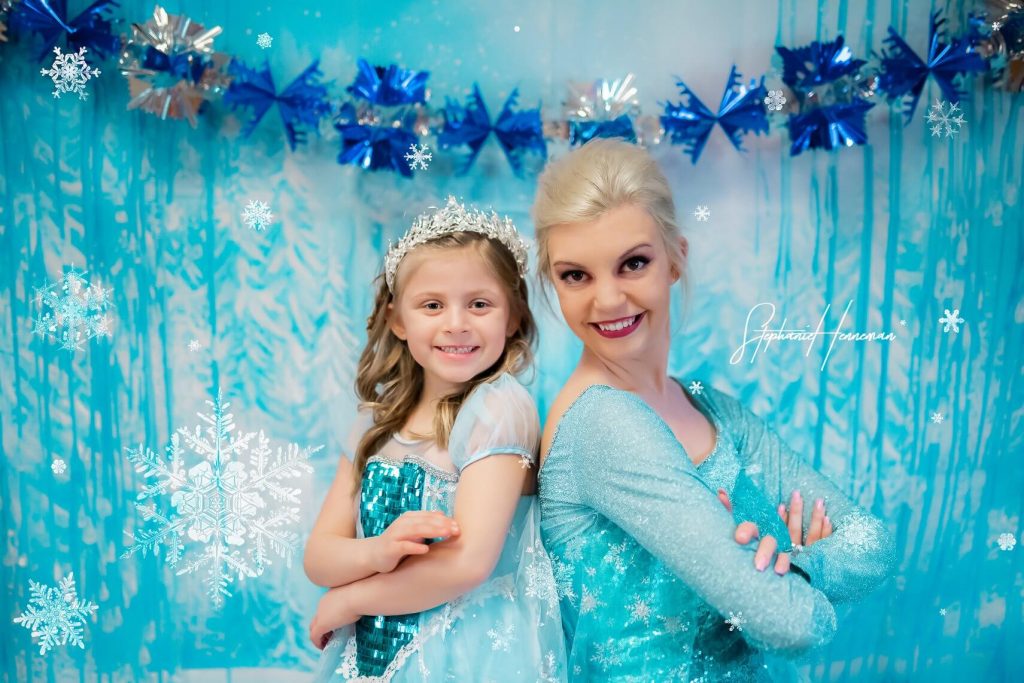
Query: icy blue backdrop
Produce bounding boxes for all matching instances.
[1,0,1022,681]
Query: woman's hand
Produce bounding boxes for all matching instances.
[717,489,791,575]
[370,510,461,574]
[309,586,360,651]
[777,490,834,549]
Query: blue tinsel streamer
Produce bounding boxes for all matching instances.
[568,115,636,146]
[346,58,428,106]
[334,103,419,176]
[11,0,120,62]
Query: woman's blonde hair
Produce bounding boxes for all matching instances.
[351,232,535,494]
[531,138,689,311]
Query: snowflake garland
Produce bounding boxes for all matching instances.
[242,199,274,231]
[405,143,433,171]
[13,572,98,655]
[925,99,966,138]
[32,264,114,352]
[121,389,320,606]
[40,46,101,100]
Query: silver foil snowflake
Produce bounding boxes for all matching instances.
[13,572,98,655]
[40,46,101,100]
[764,89,786,111]
[32,264,113,352]
[256,32,273,49]
[121,389,319,605]
[405,143,432,171]
[925,99,966,138]
[242,199,274,231]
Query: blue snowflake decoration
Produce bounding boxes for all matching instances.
[775,36,877,155]
[13,572,98,656]
[121,389,320,606]
[438,84,546,177]
[877,10,988,122]
[9,0,121,62]
[660,65,769,164]
[224,59,331,151]
[32,263,113,352]
[335,58,430,176]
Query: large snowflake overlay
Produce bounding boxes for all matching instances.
[13,572,98,655]
[121,390,320,605]
[242,199,274,231]
[925,99,966,138]
[32,264,113,352]
[40,46,101,100]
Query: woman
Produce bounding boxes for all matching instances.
[533,138,895,681]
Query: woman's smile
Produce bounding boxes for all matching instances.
[590,312,645,338]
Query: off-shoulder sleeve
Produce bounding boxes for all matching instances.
[448,373,540,473]
[709,387,897,604]
[567,385,837,655]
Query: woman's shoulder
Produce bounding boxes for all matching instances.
[540,373,643,459]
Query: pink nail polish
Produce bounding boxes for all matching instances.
[815,498,824,510]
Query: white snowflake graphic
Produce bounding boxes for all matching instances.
[835,513,881,553]
[590,638,622,672]
[931,412,945,424]
[51,459,67,475]
[725,610,745,632]
[764,89,786,111]
[693,205,711,222]
[688,380,704,395]
[121,389,320,605]
[997,532,1016,551]
[925,99,966,138]
[899,319,907,327]
[579,584,605,615]
[242,199,274,231]
[625,594,652,626]
[405,143,433,171]
[188,338,202,352]
[13,572,98,655]
[32,263,113,352]
[939,607,947,616]
[486,621,516,651]
[939,308,964,333]
[256,32,273,49]
[40,46,101,100]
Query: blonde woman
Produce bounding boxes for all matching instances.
[533,139,895,681]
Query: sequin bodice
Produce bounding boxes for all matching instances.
[354,448,459,676]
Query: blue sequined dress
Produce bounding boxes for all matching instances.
[314,373,568,682]
[538,379,896,682]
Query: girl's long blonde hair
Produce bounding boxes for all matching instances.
[351,232,535,494]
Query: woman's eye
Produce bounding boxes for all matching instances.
[623,256,649,272]
[559,270,587,283]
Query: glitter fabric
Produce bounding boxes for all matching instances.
[314,373,568,682]
[539,379,895,682]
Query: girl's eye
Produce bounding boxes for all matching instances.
[471,300,490,309]
[423,302,442,310]
[559,270,587,284]
[623,256,650,272]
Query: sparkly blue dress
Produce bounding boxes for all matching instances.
[314,373,568,682]
[538,380,896,682]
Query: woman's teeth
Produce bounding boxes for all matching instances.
[597,316,638,332]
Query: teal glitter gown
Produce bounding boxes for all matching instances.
[314,373,568,682]
[538,380,896,682]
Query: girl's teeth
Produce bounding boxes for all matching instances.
[440,346,474,354]
[598,316,637,331]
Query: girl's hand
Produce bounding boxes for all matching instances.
[309,587,360,651]
[718,489,791,575]
[370,511,461,574]
[777,490,834,549]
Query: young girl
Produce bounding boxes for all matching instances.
[304,197,567,682]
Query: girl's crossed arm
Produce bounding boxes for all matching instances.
[303,452,460,588]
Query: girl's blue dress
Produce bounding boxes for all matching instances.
[314,373,568,682]
[538,379,896,682]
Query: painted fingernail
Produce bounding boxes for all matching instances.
[824,515,830,525]
[756,558,768,571]
[815,498,824,510]
[794,490,801,500]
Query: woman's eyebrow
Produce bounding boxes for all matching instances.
[552,242,653,268]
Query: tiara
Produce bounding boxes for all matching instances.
[384,196,530,291]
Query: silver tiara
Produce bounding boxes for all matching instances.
[384,196,530,291]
